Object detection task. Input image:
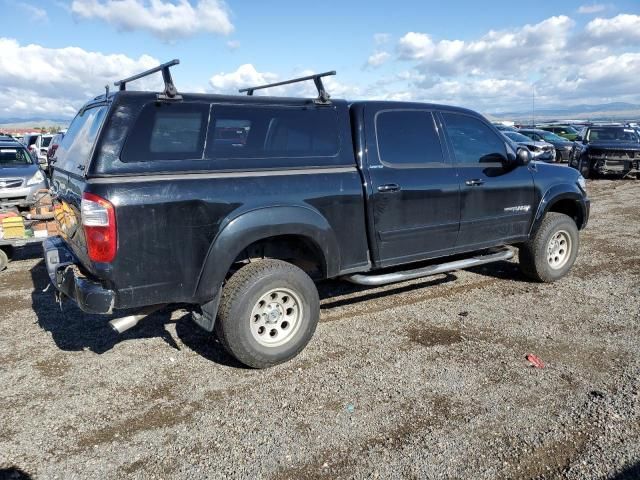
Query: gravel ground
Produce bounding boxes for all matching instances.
[1,179,639,480]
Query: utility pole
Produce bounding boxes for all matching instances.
[532,84,535,128]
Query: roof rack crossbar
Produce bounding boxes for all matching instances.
[239,70,336,104]
[114,59,182,100]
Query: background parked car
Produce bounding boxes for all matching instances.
[570,125,640,178]
[502,131,556,162]
[492,123,517,132]
[518,129,575,162]
[538,125,580,141]
[21,133,52,171]
[0,137,48,209]
[46,132,64,168]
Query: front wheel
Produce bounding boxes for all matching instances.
[578,156,592,179]
[519,212,579,283]
[215,259,320,368]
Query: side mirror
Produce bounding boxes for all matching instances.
[575,135,583,142]
[516,147,531,166]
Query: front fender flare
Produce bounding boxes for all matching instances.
[530,184,588,235]
[194,205,340,303]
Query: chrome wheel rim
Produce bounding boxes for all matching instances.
[547,230,572,270]
[250,288,303,347]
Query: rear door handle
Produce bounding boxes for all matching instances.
[465,179,485,186]
[377,183,401,193]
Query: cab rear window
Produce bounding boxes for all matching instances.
[54,106,108,173]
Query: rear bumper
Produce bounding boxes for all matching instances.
[43,236,115,314]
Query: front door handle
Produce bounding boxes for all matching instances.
[465,179,485,187]
[377,183,401,193]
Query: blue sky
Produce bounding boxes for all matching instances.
[1,0,639,119]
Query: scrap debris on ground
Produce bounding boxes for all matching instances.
[1,179,639,479]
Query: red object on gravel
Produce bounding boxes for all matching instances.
[526,354,545,368]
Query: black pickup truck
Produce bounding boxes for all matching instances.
[570,125,640,178]
[44,61,590,368]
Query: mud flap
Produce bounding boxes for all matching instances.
[191,291,221,332]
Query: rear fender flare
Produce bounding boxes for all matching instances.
[194,205,340,302]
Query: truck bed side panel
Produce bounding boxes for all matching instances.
[86,168,368,308]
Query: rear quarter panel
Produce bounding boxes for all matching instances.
[88,169,368,308]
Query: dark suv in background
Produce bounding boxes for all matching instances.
[570,125,640,178]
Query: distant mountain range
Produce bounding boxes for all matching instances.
[490,102,640,122]
[0,118,70,129]
[3,102,640,127]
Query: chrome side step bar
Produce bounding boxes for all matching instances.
[342,248,514,287]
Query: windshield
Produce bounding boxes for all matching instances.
[587,127,639,143]
[41,136,53,148]
[0,147,33,166]
[558,125,578,134]
[538,131,566,142]
[504,131,532,143]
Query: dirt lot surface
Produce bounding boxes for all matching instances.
[1,179,639,479]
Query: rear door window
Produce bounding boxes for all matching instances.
[441,113,507,164]
[55,106,108,173]
[121,102,210,162]
[375,110,446,166]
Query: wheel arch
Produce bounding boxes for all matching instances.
[194,205,340,303]
[530,185,587,236]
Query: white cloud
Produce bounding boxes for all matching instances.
[209,64,278,94]
[0,38,160,119]
[578,3,607,14]
[226,39,240,50]
[585,14,640,43]
[15,1,48,21]
[366,51,391,68]
[71,0,234,40]
[209,65,363,99]
[398,16,574,76]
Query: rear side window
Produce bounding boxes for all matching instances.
[375,110,445,166]
[206,105,339,161]
[442,113,506,164]
[55,106,108,173]
[122,103,209,162]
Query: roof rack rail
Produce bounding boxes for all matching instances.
[239,70,336,104]
[114,59,182,100]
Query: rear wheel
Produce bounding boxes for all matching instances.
[215,259,319,368]
[519,212,579,283]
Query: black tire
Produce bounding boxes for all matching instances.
[519,212,579,283]
[0,248,9,272]
[215,259,319,369]
[578,156,591,179]
[555,151,562,163]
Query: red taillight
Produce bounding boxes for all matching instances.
[81,192,117,263]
